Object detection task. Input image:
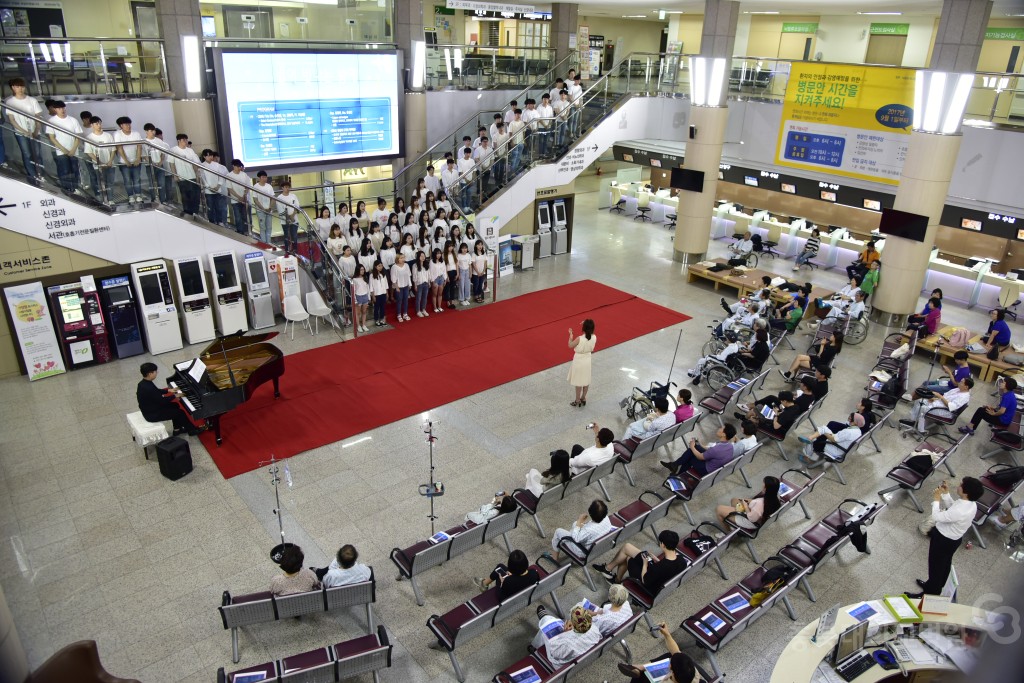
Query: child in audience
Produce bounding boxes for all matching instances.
[369,261,388,327]
[391,252,412,322]
[471,240,488,304]
[428,248,448,313]
[352,263,370,333]
[413,250,431,317]
[456,242,472,306]
[525,450,571,496]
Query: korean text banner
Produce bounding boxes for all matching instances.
[776,64,915,185]
[4,281,66,381]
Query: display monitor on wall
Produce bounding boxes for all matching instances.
[961,218,982,231]
[780,183,796,194]
[879,208,928,242]
[744,176,758,187]
[820,190,836,202]
[863,199,881,211]
[211,49,404,170]
[670,168,705,193]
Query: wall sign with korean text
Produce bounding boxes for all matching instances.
[776,63,915,185]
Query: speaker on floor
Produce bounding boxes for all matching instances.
[156,436,193,481]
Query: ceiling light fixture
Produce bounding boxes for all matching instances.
[745,11,780,14]
[857,12,903,15]
[622,15,648,18]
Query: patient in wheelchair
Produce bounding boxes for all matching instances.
[686,339,741,386]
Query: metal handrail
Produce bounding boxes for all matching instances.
[0,36,165,42]
[203,37,396,48]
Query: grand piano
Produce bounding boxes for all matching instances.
[167,331,284,445]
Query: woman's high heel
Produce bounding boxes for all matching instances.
[570,400,580,407]
[580,399,586,407]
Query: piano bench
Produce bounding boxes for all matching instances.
[126,411,169,460]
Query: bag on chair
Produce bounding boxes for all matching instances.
[946,328,971,349]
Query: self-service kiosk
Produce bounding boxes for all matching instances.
[208,251,248,335]
[244,252,275,329]
[99,275,144,359]
[276,255,301,304]
[46,281,113,369]
[130,260,183,354]
[173,256,216,344]
[536,202,552,258]
[552,199,568,255]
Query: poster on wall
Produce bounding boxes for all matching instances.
[497,235,514,277]
[4,281,66,381]
[776,63,915,185]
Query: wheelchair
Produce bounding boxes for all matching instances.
[702,324,753,357]
[691,350,761,392]
[844,309,871,345]
[621,380,679,420]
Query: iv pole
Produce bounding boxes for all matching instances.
[260,454,292,563]
[417,420,444,535]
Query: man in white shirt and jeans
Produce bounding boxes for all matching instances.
[46,100,82,194]
[901,377,973,435]
[276,181,302,254]
[908,477,984,598]
[251,170,275,242]
[168,133,201,215]
[567,423,616,475]
[5,77,43,182]
[623,398,674,442]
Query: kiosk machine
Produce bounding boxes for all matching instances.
[46,281,113,369]
[536,201,552,258]
[552,199,568,255]
[130,260,183,354]
[173,256,216,344]
[276,255,301,305]
[208,251,248,335]
[244,251,275,329]
[99,275,144,359]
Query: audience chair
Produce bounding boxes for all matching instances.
[283,295,311,339]
[305,290,334,334]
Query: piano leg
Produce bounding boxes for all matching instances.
[212,415,223,445]
[273,377,280,398]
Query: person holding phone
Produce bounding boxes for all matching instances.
[472,549,538,597]
[906,477,984,598]
[568,318,596,407]
[615,624,701,683]
[592,530,686,593]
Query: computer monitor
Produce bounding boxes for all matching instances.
[879,208,928,242]
[833,620,868,666]
[670,167,705,192]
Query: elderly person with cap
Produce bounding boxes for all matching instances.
[797,412,864,468]
[532,603,601,666]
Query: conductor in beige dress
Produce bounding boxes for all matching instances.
[568,318,596,407]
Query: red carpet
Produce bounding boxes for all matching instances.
[200,280,690,478]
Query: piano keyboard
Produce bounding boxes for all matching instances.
[169,381,198,413]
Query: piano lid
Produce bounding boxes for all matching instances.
[200,331,280,358]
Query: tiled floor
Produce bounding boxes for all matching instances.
[1,171,1019,682]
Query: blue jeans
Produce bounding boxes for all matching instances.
[492,158,506,186]
[416,282,429,312]
[395,286,410,317]
[796,250,817,265]
[509,144,522,175]
[231,202,249,235]
[373,293,386,322]
[14,134,41,179]
[119,164,142,197]
[206,193,227,224]
[96,165,116,202]
[460,183,473,210]
[178,180,200,215]
[472,273,485,299]
[149,166,172,203]
[256,210,272,242]
[458,268,470,301]
[55,155,79,193]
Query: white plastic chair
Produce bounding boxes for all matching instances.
[283,295,311,339]
[305,291,334,334]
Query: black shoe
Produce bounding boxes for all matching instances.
[915,579,927,590]
[660,460,679,474]
[536,604,549,620]
[905,591,923,599]
[527,644,536,655]
[618,663,643,678]
[720,299,731,314]
[591,563,615,581]
[691,377,701,386]
[734,411,748,420]
[899,419,914,427]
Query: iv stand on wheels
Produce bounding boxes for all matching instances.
[418,420,445,536]
[259,454,294,563]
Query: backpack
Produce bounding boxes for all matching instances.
[749,563,794,607]
[989,466,1024,487]
[751,234,764,252]
[946,328,971,349]
[683,529,716,556]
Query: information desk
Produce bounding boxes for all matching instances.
[770,602,990,683]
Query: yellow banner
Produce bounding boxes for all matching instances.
[776,63,916,185]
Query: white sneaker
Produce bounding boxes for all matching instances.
[461,300,469,306]
[423,311,429,317]
[792,266,800,271]
[737,403,751,412]
[901,392,913,402]
[434,307,441,313]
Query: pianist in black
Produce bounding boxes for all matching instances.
[137,362,205,436]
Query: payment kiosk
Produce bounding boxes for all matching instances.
[173,256,216,344]
[244,252,275,329]
[536,201,552,259]
[46,281,113,369]
[552,199,568,255]
[276,255,301,303]
[208,251,248,335]
[99,275,144,359]
[130,260,183,354]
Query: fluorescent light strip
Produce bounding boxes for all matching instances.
[941,74,973,134]
[708,57,726,106]
[913,71,923,129]
[857,11,902,15]
[182,35,202,94]
[691,57,706,106]
[922,72,945,132]
[411,39,425,89]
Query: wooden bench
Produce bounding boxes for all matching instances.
[390,509,521,606]
[427,558,571,682]
[686,259,773,298]
[915,328,991,380]
[219,570,378,663]
[217,625,393,683]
